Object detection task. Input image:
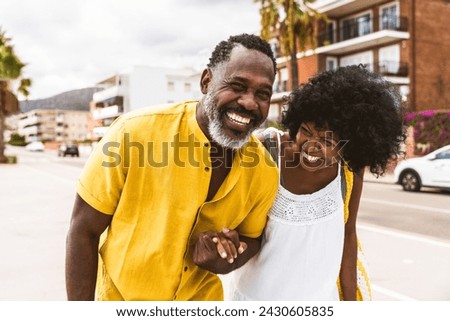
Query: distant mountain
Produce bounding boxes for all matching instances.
[19,87,101,113]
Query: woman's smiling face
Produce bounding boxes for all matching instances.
[291,122,344,171]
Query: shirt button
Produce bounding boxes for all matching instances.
[204,143,209,147]
[184,266,188,272]
[205,167,210,172]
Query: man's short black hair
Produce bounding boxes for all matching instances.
[282,65,406,176]
[207,33,277,73]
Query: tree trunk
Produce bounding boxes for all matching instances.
[0,111,6,163]
[290,52,299,90]
[0,81,7,162]
[290,39,299,91]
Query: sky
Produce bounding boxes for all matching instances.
[0,0,262,100]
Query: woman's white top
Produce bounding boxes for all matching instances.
[229,129,345,301]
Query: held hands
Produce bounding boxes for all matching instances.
[192,227,248,274]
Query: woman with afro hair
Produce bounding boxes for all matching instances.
[228,65,406,301]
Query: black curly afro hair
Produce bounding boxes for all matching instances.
[282,65,406,176]
[207,33,277,74]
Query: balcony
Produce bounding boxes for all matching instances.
[19,125,39,136]
[316,15,409,55]
[311,0,387,17]
[93,126,110,138]
[376,61,408,77]
[93,86,125,103]
[18,115,39,128]
[92,105,123,120]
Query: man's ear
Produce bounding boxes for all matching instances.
[200,68,212,94]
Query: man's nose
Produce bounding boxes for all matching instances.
[237,92,258,111]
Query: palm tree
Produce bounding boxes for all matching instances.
[0,27,31,163]
[255,0,326,90]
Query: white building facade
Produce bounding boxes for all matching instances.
[91,66,201,138]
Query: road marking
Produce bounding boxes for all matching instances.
[358,223,450,249]
[370,284,417,301]
[362,197,450,215]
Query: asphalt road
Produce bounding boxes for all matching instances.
[357,182,450,301]
[1,146,449,300]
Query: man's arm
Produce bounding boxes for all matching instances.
[192,229,261,274]
[66,194,112,300]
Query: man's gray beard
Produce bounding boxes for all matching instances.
[203,91,253,150]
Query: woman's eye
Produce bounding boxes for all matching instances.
[301,126,311,136]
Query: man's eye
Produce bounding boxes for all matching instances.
[257,91,271,100]
[231,83,245,91]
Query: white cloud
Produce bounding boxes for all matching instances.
[1,0,262,99]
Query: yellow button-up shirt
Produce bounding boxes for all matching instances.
[77,101,278,300]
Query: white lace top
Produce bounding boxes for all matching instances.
[229,129,345,301]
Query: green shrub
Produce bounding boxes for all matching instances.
[8,132,27,146]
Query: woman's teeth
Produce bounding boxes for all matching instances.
[302,151,320,162]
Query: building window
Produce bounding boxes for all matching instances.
[341,11,372,41]
[269,39,280,58]
[167,81,175,91]
[184,83,191,92]
[399,85,409,102]
[340,51,374,71]
[326,57,338,71]
[380,2,399,31]
[274,68,288,93]
[326,20,336,45]
[379,44,401,75]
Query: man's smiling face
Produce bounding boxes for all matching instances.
[198,45,275,149]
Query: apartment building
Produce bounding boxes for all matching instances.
[271,0,450,121]
[91,66,202,138]
[16,87,97,143]
[18,109,89,143]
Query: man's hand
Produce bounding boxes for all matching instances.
[192,228,248,274]
[213,227,248,263]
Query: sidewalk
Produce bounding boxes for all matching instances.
[0,158,80,300]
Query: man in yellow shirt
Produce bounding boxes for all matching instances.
[66,34,279,300]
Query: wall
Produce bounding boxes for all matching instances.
[414,0,450,110]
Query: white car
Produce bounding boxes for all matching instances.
[394,144,450,191]
[25,141,45,152]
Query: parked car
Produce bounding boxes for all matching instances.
[58,143,79,157]
[25,141,45,152]
[394,144,450,192]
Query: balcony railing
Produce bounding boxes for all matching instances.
[92,104,124,120]
[318,15,408,47]
[370,61,409,77]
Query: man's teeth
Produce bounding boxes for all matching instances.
[302,151,320,162]
[227,112,251,125]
